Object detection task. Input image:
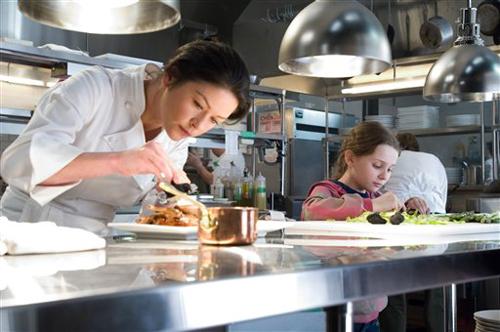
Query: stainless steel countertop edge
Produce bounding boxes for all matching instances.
[2,248,499,331]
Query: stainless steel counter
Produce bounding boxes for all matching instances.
[1,231,500,331]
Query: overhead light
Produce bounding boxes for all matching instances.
[423,0,500,103]
[0,75,57,88]
[17,0,181,34]
[0,62,59,88]
[342,78,426,94]
[339,61,432,95]
[0,75,56,88]
[278,0,392,78]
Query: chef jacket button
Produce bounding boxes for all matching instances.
[125,101,132,109]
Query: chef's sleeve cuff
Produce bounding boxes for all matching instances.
[29,134,84,205]
[30,181,82,206]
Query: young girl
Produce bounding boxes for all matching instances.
[301,121,426,331]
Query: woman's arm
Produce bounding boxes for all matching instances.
[41,141,185,186]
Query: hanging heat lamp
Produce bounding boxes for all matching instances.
[423,0,500,103]
[17,0,181,35]
[278,0,392,78]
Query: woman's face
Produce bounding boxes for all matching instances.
[346,144,399,192]
[160,78,239,141]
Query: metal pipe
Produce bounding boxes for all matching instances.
[341,98,346,130]
[493,101,499,181]
[444,283,457,332]
[251,98,257,178]
[324,302,353,332]
[279,91,287,196]
[345,301,354,332]
[480,103,485,184]
[325,96,330,179]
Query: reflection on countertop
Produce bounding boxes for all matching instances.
[2,230,500,310]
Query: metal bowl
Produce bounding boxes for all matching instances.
[198,207,258,246]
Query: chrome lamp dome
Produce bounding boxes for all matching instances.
[278,0,392,78]
[423,0,500,103]
[18,0,181,35]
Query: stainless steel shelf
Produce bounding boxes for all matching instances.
[398,126,482,137]
[1,41,120,68]
[203,128,285,141]
[326,126,485,141]
[0,41,162,69]
[249,84,284,99]
[253,132,285,140]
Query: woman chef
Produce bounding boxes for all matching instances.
[0,40,251,233]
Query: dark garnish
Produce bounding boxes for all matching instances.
[389,211,405,225]
[406,209,419,216]
[367,212,388,224]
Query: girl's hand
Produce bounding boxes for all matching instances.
[405,197,429,214]
[113,141,178,182]
[372,192,404,212]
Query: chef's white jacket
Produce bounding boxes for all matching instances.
[384,150,448,213]
[0,65,189,233]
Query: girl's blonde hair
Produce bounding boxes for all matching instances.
[334,121,400,179]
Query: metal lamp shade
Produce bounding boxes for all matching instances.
[18,0,181,34]
[423,45,500,103]
[278,0,392,78]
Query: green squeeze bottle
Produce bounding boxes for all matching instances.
[242,168,254,206]
[254,172,267,210]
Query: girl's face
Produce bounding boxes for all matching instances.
[345,144,399,192]
[159,78,238,141]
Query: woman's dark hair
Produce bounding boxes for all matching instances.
[164,40,251,121]
[334,121,400,178]
[396,133,420,152]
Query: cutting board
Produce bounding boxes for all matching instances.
[283,221,500,237]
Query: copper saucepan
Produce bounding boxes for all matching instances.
[198,207,259,246]
[158,183,258,245]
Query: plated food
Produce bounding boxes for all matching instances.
[348,211,500,225]
[137,204,201,227]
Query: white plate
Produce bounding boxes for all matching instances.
[476,320,500,328]
[475,310,500,324]
[108,223,197,240]
[283,221,500,237]
[475,322,500,332]
[474,324,500,332]
[107,220,288,240]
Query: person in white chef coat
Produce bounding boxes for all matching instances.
[0,40,251,234]
[384,133,447,214]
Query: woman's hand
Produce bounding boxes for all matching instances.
[171,169,191,184]
[113,141,186,183]
[405,197,429,214]
[372,192,404,212]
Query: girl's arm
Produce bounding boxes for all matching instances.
[301,185,373,221]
